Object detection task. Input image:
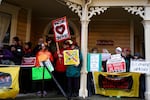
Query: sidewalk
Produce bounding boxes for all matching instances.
[15,92,143,100]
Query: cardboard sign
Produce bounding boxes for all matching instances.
[21,57,36,67]
[87,53,102,72]
[63,50,79,65]
[32,67,52,80]
[40,59,54,72]
[52,16,71,42]
[101,53,111,61]
[107,54,126,72]
[130,59,150,74]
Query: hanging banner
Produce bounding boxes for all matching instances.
[130,59,150,74]
[87,53,102,72]
[52,16,71,42]
[21,57,36,67]
[0,66,20,99]
[106,54,126,72]
[93,72,141,97]
[63,50,79,65]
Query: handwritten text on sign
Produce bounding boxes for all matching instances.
[130,60,150,74]
[52,16,70,42]
[87,53,102,72]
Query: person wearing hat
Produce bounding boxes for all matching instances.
[65,41,83,97]
[115,47,122,54]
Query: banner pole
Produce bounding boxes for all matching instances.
[42,61,70,100]
[56,42,62,63]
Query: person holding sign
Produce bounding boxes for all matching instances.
[65,40,83,97]
[53,40,70,94]
[34,43,54,97]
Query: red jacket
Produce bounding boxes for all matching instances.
[54,49,66,72]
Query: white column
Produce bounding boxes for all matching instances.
[79,19,89,98]
[65,1,108,98]
[142,6,150,100]
[79,2,90,98]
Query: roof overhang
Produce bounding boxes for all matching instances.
[64,0,82,5]
[90,0,149,6]
[65,0,150,6]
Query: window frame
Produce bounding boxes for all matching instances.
[0,3,19,45]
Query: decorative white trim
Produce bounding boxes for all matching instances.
[88,6,109,19]
[123,6,145,19]
[66,1,109,19]
[66,1,82,18]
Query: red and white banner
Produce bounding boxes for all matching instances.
[21,57,36,67]
[52,16,71,42]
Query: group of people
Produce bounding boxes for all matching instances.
[0,36,144,98]
[90,46,143,72]
[0,36,24,65]
[87,46,144,97]
[0,36,83,97]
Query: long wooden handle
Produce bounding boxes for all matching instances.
[56,42,61,64]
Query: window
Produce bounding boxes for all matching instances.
[0,12,11,45]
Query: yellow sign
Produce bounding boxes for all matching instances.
[63,50,79,65]
[0,66,20,99]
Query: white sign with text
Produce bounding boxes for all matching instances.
[130,60,150,74]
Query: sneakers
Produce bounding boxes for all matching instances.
[36,91,42,96]
[36,90,47,97]
[43,90,47,96]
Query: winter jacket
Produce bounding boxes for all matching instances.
[66,50,83,77]
[54,49,66,72]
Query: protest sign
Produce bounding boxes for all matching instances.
[101,53,111,61]
[87,53,102,72]
[32,67,52,80]
[21,57,36,67]
[63,50,79,65]
[107,54,126,72]
[52,16,71,42]
[130,59,150,74]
